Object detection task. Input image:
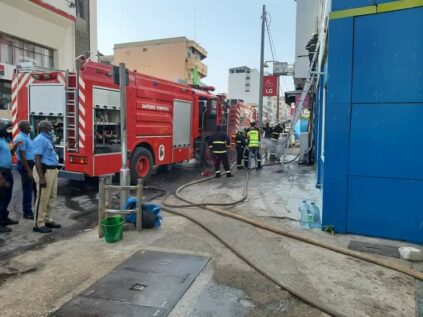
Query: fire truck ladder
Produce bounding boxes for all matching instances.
[65,71,79,152]
[292,42,320,128]
[280,42,321,167]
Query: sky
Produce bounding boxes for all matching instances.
[97,0,296,94]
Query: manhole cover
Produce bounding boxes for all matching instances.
[348,240,400,258]
[52,296,165,317]
[52,250,209,317]
[115,250,209,278]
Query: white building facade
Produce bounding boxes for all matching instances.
[0,0,97,115]
[293,0,327,89]
[228,66,260,105]
[228,66,280,123]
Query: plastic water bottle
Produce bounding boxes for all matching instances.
[299,200,310,228]
[308,202,321,229]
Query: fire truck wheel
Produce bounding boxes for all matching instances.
[130,147,154,183]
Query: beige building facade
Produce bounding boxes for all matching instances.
[113,37,208,84]
[0,0,97,116]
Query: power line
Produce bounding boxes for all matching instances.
[264,11,278,61]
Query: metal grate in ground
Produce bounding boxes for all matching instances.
[52,250,210,317]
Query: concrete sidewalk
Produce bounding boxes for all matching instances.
[0,160,421,316]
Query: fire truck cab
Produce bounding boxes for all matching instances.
[11,61,226,182]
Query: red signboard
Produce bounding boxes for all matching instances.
[263,75,278,96]
[0,64,4,76]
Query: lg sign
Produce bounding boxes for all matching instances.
[263,75,278,96]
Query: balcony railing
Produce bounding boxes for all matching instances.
[185,57,208,77]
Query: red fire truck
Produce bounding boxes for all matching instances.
[226,99,257,147]
[11,61,227,182]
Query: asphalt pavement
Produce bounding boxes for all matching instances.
[0,160,207,261]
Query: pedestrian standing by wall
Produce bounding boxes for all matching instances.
[208,126,234,178]
[15,120,35,220]
[33,120,61,233]
[246,121,262,169]
[0,120,22,233]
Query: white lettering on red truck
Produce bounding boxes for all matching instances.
[141,104,170,112]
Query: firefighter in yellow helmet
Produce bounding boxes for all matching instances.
[246,121,262,169]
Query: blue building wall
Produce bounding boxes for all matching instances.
[322,2,423,243]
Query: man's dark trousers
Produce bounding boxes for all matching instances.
[236,146,245,167]
[214,153,230,176]
[18,161,35,217]
[0,169,13,222]
[243,148,249,168]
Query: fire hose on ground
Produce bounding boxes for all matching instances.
[143,156,422,317]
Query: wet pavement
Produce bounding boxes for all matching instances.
[0,160,208,261]
[0,150,421,317]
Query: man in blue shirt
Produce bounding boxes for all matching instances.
[33,120,61,233]
[0,120,22,233]
[15,120,35,220]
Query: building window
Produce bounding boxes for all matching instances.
[76,0,88,20]
[0,34,53,68]
[235,69,245,73]
[0,80,11,110]
[230,70,235,74]
[245,89,250,93]
[0,40,12,64]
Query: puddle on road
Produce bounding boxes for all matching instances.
[183,282,255,317]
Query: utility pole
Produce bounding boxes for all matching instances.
[258,4,265,129]
[119,63,129,208]
[276,76,280,122]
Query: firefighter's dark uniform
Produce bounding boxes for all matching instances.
[270,123,284,159]
[246,127,262,169]
[235,131,246,169]
[208,130,233,178]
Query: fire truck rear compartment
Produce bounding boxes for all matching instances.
[28,84,66,164]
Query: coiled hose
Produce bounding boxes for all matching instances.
[155,158,422,317]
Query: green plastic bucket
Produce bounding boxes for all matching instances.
[101,216,123,243]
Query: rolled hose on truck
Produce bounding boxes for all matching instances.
[149,157,423,317]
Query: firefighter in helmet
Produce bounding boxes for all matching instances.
[270,122,284,160]
[208,126,234,178]
[246,121,262,169]
[235,129,246,169]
